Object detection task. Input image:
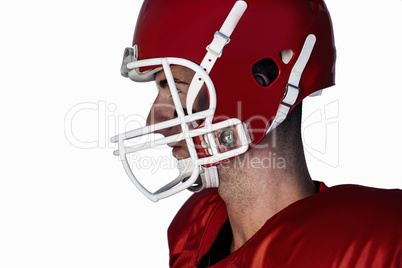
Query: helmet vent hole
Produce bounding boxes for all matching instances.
[280,49,294,64]
[252,58,279,87]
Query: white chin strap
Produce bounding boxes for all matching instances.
[178,158,219,192]
[266,34,317,134]
[177,1,248,191]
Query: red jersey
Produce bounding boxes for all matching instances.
[168,182,402,267]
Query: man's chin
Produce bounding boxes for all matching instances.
[172,147,191,160]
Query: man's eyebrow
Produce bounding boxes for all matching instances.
[158,78,190,88]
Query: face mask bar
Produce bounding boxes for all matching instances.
[111,57,250,202]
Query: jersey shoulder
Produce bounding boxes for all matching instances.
[231,184,402,267]
[168,188,228,266]
[317,184,402,225]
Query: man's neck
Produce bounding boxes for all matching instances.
[217,145,317,253]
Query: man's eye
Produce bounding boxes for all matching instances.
[168,88,182,98]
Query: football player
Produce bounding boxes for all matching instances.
[112,0,402,266]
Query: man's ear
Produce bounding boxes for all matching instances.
[253,73,270,87]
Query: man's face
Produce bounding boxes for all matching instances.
[146,65,209,160]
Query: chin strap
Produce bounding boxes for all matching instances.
[178,158,219,192]
[200,166,220,190]
[175,1,247,191]
[266,34,317,134]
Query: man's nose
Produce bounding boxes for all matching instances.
[146,93,178,133]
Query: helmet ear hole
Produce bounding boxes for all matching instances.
[280,49,294,64]
[253,73,270,87]
[252,58,279,87]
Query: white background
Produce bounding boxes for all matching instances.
[1,0,401,267]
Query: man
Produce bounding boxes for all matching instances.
[112,0,402,266]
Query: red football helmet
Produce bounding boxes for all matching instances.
[112,0,336,201]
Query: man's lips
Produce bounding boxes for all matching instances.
[168,142,189,159]
[167,142,179,147]
[168,142,181,154]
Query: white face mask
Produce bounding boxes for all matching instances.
[111,57,251,202]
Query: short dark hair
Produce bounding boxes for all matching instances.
[270,101,304,175]
[276,102,303,141]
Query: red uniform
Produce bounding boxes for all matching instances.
[168,182,402,267]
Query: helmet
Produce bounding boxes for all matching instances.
[112,0,336,201]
